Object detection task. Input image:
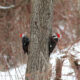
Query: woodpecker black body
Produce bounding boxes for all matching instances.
[22,36,29,54]
[20,33,60,56]
[48,35,58,56]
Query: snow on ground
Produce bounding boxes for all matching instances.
[61,59,76,80]
[50,52,76,80]
[50,42,80,80]
[0,42,80,80]
[0,64,27,80]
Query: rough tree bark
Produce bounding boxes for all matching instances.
[25,0,54,80]
[54,58,63,80]
[78,0,80,36]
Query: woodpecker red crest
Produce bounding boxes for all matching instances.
[20,33,29,54]
[20,32,60,56]
[56,33,60,38]
[20,33,23,38]
[20,33,25,38]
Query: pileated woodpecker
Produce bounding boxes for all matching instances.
[48,33,60,56]
[20,33,29,54]
[20,33,60,56]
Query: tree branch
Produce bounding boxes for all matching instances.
[54,58,63,80]
[0,0,30,10]
[69,54,80,80]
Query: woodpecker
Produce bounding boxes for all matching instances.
[20,33,29,54]
[20,33,60,56]
[49,33,60,56]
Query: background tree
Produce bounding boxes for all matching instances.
[0,0,30,71]
[0,0,80,80]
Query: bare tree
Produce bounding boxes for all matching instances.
[25,0,54,80]
[0,0,30,71]
[54,58,63,80]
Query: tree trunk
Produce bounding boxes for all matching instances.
[69,55,80,80]
[54,58,63,80]
[77,0,80,36]
[25,0,54,80]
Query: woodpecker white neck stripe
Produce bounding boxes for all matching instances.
[22,34,25,37]
[52,36,58,38]
[54,36,58,38]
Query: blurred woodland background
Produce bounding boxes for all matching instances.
[0,0,80,80]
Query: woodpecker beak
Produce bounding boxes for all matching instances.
[56,33,60,38]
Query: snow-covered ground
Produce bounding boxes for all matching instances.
[0,42,80,80]
[0,64,27,80]
[50,42,80,80]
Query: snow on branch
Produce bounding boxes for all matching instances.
[0,5,15,9]
[0,0,30,10]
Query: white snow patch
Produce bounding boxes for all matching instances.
[69,42,80,59]
[0,5,14,9]
[59,25,64,30]
[0,64,27,80]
